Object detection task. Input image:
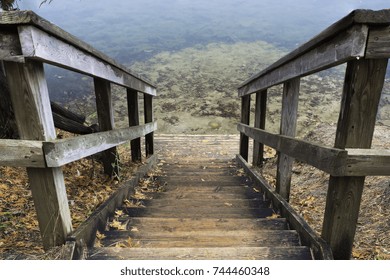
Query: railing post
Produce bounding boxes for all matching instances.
[276,78,300,201]
[144,93,154,157]
[127,89,142,162]
[253,90,267,166]
[94,77,119,177]
[322,58,388,259]
[3,60,72,250]
[239,95,251,161]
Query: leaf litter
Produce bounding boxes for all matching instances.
[0,132,144,259]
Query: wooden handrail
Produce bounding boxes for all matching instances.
[238,9,390,259]
[238,9,390,96]
[0,11,158,250]
[0,11,156,95]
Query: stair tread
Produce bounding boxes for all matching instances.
[119,217,288,231]
[100,230,301,247]
[127,198,269,208]
[88,246,313,260]
[120,207,275,218]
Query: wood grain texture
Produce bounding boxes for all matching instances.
[276,78,300,201]
[238,24,368,96]
[322,58,388,260]
[0,139,45,167]
[88,246,313,260]
[239,95,251,161]
[144,94,154,156]
[366,26,390,59]
[43,122,157,167]
[238,9,390,94]
[237,123,347,176]
[253,90,267,166]
[94,77,118,176]
[0,27,23,62]
[1,10,155,89]
[3,60,72,250]
[236,155,333,260]
[345,149,390,176]
[68,155,157,257]
[127,89,141,162]
[17,25,156,95]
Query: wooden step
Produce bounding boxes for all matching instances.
[128,198,269,208]
[119,217,288,232]
[157,175,247,184]
[100,230,301,248]
[88,247,313,260]
[120,207,275,218]
[145,186,262,197]
[137,191,264,200]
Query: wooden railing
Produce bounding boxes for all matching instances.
[237,9,390,260]
[0,11,157,250]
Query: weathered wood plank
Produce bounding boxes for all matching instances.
[144,94,154,157]
[253,90,267,166]
[1,11,155,90]
[238,24,368,96]
[3,60,72,250]
[88,246,313,260]
[68,155,157,257]
[239,95,251,160]
[43,122,157,167]
[0,27,23,62]
[236,155,333,260]
[276,78,300,201]
[322,58,388,260]
[0,139,45,167]
[122,206,275,218]
[366,26,390,59]
[345,149,390,176]
[127,89,141,162]
[237,123,347,176]
[94,77,118,177]
[121,217,288,232]
[17,25,156,95]
[100,230,301,248]
[131,198,269,209]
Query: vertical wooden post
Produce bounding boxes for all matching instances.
[276,78,300,201]
[94,77,119,177]
[3,61,72,250]
[127,89,142,162]
[144,93,154,157]
[322,58,388,260]
[239,95,251,161]
[253,90,267,166]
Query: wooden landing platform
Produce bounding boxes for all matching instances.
[87,135,313,260]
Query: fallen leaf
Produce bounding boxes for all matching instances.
[267,213,281,219]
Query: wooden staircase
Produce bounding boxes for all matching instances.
[87,135,313,260]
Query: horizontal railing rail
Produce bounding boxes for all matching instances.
[0,11,157,250]
[238,9,390,260]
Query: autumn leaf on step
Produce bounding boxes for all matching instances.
[130,227,139,232]
[114,209,124,217]
[96,230,106,240]
[109,220,126,230]
[95,239,102,248]
[253,187,260,193]
[224,202,233,207]
[267,213,281,219]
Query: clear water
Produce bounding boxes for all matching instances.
[18,0,390,63]
[12,0,390,128]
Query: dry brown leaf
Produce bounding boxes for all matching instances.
[267,213,281,219]
[96,230,106,240]
[109,220,126,231]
